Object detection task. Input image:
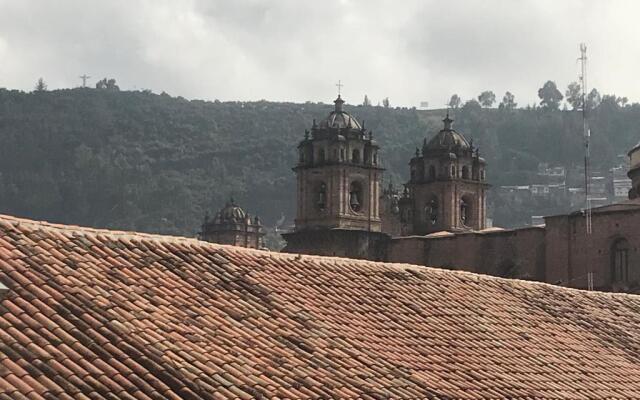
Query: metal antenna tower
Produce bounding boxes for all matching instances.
[579,43,592,235]
[579,43,594,290]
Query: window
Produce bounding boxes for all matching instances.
[340,148,345,161]
[612,238,630,283]
[425,197,438,225]
[316,183,327,211]
[373,153,378,165]
[429,165,436,180]
[460,196,471,225]
[451,165,456,177]
[352,149,360,163]
[349,181,363,212]
[318,149,325,163]
[480,169,485,181]
[461,166,469,179]
[299,150,305,163]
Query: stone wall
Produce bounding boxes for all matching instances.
[545,207,640,291]
[388,227,546,280]
[282,229,389,261]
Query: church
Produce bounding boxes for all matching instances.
[279,94,640,294]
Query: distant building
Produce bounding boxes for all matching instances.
[279,98,640,294]
[537,163,566,181]
[281,95,388,260]
[389,142,640,294]
[610,165,632,200]
[200,199,264,249]
[400,113,489,235]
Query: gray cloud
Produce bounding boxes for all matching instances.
[0,0,638,107]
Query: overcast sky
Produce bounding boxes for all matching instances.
[0,0,638,107]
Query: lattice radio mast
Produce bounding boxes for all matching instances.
[579,43,594,290]
[579,43,592,235]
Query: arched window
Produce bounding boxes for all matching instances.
[352,149,360,163]
[460,196,472,225]
[340,148,345,161]
[349,181,363,212]
[611,238,630,283]
[462,165,469,179]
[316,182,327,211]
[425,197,438,225]
[451,165,456,177]
[429,165,436,180]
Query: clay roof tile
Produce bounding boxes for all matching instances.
[4,214,640,399]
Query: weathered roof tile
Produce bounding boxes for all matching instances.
[3,214,640,398]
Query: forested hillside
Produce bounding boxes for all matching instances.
[1,87,639,243]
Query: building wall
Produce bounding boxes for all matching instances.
[388,227,546,281]
[282,229,389,261]
[545,209,640,291]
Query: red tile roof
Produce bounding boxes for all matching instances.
[2,214,640,399]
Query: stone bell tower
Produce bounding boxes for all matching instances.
[282,95,389,260]
[405,113,489,235]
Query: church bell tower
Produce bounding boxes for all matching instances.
[405,114,489,234]
[282,94,388,260]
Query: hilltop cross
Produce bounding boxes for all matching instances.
[79,74,91,87]
[336,80,343,96]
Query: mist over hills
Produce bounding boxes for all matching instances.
[0,87,638,246]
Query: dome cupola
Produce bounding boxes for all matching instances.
[317,95,363,131]
[423,113,471,155]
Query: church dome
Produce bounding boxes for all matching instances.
[215,199,247,223]
[424,114,471,153]
[318,95,362,130]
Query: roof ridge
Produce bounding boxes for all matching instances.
[0,213,635,299]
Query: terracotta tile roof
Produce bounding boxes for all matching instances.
[2,214,640,399]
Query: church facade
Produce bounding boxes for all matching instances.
[282,96,640,294]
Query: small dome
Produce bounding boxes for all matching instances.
[424,114,471,153]
[629,140,640,156]
[216,199,246,223]
[317,96,362,130]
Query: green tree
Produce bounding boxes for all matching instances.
[96,78,120,91]
[565,81,582,110]
[362,95,372,106]
[448,94,461,109]
[477,91,496,108]
[538,81,563,110]
[34,78,47,92]
[586,88,601,110]
[499,91,517,110]
[382,97,390,108]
